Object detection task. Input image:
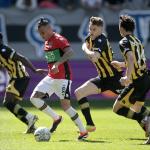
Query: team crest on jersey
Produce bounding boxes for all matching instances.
[98,39,102,43]
[1,48,6,52]
[120,10,150,45]
[26,14,61,57]
[78,16,106,42]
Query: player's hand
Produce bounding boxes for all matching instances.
[111,61,123,69]
[120,76,132,86]
[89,51,100,62]
[35,69,48,75]
[51,63,59,74]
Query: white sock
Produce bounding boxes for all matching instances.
[65,107,86,132]
[30,97,59,120]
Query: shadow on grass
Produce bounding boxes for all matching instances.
[127,138,146,141]
[58,139,111,143]
[127,138,149,146]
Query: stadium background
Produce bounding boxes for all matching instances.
[0,0,150,101]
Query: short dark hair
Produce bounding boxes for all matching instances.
[119,15,135,32]
[37,17,49,29]
[90,16,103,26]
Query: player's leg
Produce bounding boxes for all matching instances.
[131,102,150,137]
[3,77,38,133]
[56,79,88,140]
[30,76,61,126]
[113,85,150,136]
[60,99,88,140]
[113,100,144,121]
[74,79,99,132]
[3,92,28,125]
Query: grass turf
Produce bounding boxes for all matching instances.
[0,100,150,150]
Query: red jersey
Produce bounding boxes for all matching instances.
[44,32,72,80]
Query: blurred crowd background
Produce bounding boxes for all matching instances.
[0,0,150,11]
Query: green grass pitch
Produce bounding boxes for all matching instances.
[0,100,150,150]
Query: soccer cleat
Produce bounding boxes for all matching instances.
[78,131,88,140]
[86,125,96,132]
[24,115,38,134]
[144,136,150,144]
[50,116,62,133]
[24,125,36,134]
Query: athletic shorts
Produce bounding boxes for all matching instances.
[6,77,30,100]
[90,73,124,94]
[117,72,150,107]
[32,76,72,100]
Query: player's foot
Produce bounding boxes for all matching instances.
[78,131,88,140]
[86,125,96,132]
[50,116,62,133]
[144,136,150,144]
[24,125,36,134]
[25,115,38,134]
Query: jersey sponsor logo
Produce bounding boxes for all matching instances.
[26,14,61,57]
[120,10,150,45]
[0,14,7,44]
[78,16,106,41]
[61,84,66,97]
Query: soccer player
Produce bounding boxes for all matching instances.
[74,16,124,132]
[30,18,88,140]
[0,32,46,133]
[111,15,150,144]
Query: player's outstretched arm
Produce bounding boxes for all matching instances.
[13,52,47,74]
[111,61,125,69]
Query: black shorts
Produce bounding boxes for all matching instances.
[117,72,150,106]
[90,73,124,94]
[6,77,30,100]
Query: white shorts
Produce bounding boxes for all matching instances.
[31,76,72,99]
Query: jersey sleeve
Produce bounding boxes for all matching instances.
[0,46,16,59]
[119,38,131,56]
[58,36,70,51]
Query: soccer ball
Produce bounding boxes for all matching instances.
[34,127,51,142]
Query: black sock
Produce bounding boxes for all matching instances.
[78,97,95,126]
[116,107,143,122]
[4,101,28,125]
[17,107,28,124]
[137,106,150,131]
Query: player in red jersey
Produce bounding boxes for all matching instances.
[30,18,88,140]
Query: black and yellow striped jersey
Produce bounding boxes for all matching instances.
[119,35,147,80]
[0,44,29,79]
[85,34,122,78]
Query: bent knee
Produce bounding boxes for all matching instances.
[74,88,84,100]
[113,101,122,113]
[61,100,71,111]
[30,91,45,99]
[3,99,8,107]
